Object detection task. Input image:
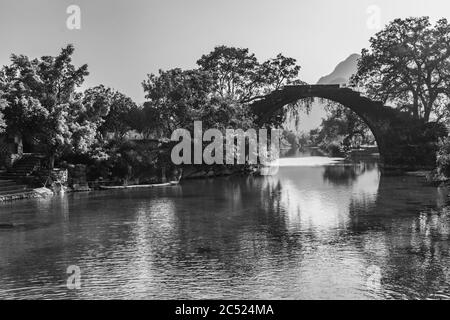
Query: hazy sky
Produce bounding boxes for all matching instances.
[1,0,449,102]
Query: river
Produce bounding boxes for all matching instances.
[0,150,449,299]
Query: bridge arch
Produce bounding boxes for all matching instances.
[250,85,444,169]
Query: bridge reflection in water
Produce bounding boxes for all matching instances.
[0,153,449,299]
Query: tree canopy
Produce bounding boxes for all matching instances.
[352,17,450,122]
[197,46,303,103]
[0,45,139,167]
[141,45,304,137]
[82,85,137,139]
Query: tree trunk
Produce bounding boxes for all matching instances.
[424,110,431,122]
[412,94,419,119]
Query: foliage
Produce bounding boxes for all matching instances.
[436,137,450,177]
[0,45,143,169]
[0,44,90,166]
[352,17,450,122]
[141,46,304,138]
[142,68,216,136]
[196,46,260,102]
[142,67,256,137]
[80,139,171,184]
[311,103,375,154]
[0,92,6,133]
[82,85,138,139]
[197,46,306,127]
[322,141,344,157]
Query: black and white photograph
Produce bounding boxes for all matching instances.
[0,0,450,307]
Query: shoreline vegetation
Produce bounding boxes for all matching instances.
[0,143,439,203]
[2,17,450,202]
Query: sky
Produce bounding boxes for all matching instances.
[1,0,450,103]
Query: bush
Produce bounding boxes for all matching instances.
[323,141,344,157]
[437,136,450,178]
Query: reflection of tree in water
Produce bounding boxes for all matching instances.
[346,173,450,299]
[322,161,379,186]
[280,148,298,158]
[142,166,450,298]
[146,176,308,282]
[323,165,359,185]
[281,147,325,158]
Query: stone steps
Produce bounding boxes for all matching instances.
[0,172,31,179]
[0,154,42,181]
[0,178,35,201]
[0,184,28,193]
[0,187,30,196]
[0,154,43,202]
[0,190,37,202]
[0,180,17,188]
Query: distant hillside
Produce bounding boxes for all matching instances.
[286,53,361,133]
[317,53,360,85]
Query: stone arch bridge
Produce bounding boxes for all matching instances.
[250,85,446,169]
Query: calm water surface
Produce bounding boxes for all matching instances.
[1,150,450,299]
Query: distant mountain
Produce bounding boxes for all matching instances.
[287,54,361,133]
[317,53,360,85]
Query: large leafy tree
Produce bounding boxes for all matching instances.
[352,17,450,122]
[126,104,159,140]
[102,91,137,138]
[82,85,137,139]
[0,58,49,137]
[197,46,303,103]
[142,47,305,137]
[318,105,375,150]
[196,46,260,102]
[142,67,257,137]
[197,46,306,128]
[0,44,92,167]
[142,68,216,136]
[259,53,303,93]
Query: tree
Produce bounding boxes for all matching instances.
[82,85,137,139]
[259,53,303,92]
[0,58,49,137]
[0,44,91,167]
[322,105,374,148]
[352,17,450,122]
[310,103,375,156]
[0,91,7,133]
[141,46,305,140]
[197,46,304,103]
[142,68,216,136]
[197,46,260,102]
[197,46,306,128]
[126,104,159,139]
[142,66,258,138]
[0,110,5,134]
[103,91,137,138]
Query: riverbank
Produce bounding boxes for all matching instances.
[0,143,443,203]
